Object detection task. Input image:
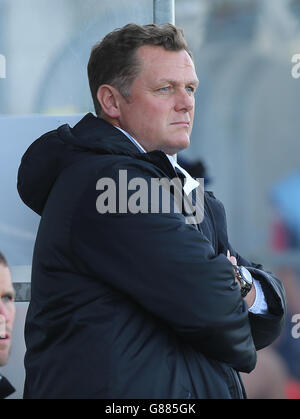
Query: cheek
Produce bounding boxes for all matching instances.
[124,98,171,138]
[138,106,166,130]
[189,109,195,130]
[143,99,170,118]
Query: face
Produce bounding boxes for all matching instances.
[117,45,199,155]
[0,264,15,366]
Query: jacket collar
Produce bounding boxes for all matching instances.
[0,374,15,399]
[58,113,177,180]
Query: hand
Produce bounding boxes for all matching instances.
[227,250,256,308]
[227,250,237,269]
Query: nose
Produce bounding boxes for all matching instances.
[0,301,5,315]
[174,88,194,113]
[0,300,8,318]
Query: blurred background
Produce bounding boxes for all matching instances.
[0,0,300,398]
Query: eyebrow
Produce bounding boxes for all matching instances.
[157,78,199,87]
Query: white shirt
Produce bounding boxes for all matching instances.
[115,126,268,315]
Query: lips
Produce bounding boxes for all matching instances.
[0,327,10,340]
[0,327,6,339]
[171,121,190,125]
[0,333,9,340]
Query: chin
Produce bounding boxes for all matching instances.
[0,356,8,366]
[164,137,190,155]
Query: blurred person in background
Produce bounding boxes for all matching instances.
[265,174,300,398]
[273,266,300,398]
[0,251,16,399]
[240,172,300,399]
[240,346,289,399]
[18,23,286,399]
[177,156,212,187]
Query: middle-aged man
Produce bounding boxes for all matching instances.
[17,23,286,399]
[0,251,16,399]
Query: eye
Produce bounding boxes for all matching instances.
[186,86,195,95]
[158,86,170,93]
[2,295,14,303]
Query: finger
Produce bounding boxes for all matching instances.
[230,256,237,266]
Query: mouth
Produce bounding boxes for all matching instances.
[0,333,9,340]
[170,121,190,130]
[171,121,190,126]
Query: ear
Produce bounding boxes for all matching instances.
[96,84,121,119]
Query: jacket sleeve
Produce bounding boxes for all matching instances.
[70,161,257,373]
[205,191,287,351]
[227,244,287,350]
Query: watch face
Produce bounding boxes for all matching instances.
[240,266,253,285]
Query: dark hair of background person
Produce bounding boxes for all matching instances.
[87,23,193,117]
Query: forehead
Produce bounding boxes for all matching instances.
[0,265,13,292]
[136,45,197,81]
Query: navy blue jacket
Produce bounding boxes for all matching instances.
[18,114,286,399]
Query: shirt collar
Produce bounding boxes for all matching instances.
[115,126,147,154]
[115,126,199,195]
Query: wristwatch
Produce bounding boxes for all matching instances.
[233,265,253,297]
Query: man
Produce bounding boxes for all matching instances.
[18,23,286,399]
[0,252,16,399]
